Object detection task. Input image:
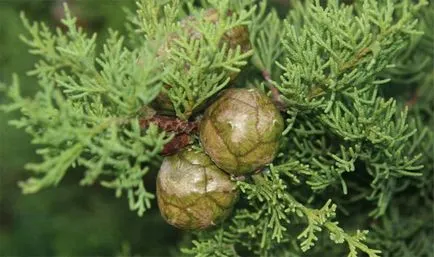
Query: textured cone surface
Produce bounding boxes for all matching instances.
[156,148,239,230]
[200,88,284,175]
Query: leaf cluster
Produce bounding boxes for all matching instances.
[1,5,172,216]
[182,0,432,256]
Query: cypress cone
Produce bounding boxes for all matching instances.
[156,148,239,230]
[200,88,284,176]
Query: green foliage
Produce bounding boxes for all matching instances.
[1,0,433,256]
[367,201,434,257]
[278,0,426,109]
[1,5,172,216]
[271,0,429,219]
[130,0,254,119]
[183,171,381,257]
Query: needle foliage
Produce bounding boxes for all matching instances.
[1,0,432,256]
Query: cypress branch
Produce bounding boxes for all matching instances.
[1,0,432,256]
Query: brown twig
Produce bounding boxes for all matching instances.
[139,115,199,134]
[160,133,192,156]
[340,47,371,71]
[262,70,287,111]
[140,115,199,156]
[405,88,420,108]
